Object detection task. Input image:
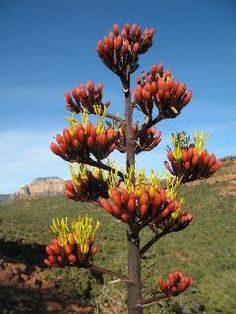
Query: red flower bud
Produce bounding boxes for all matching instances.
[51,245,61,256]
[50,143,61,155]
[134,85,143,103]
[89,246,97,256]
[168,273,175,288]
[46,245,54,255]
[56,134,64,144]
[127,198,136,213]
[139,204,149,217]
[151,81,157,94]
[113,194,122,208]
[140,192,149,205]
[87,80,94,93]
[181,91,192,106]
[120,213,131,223]
[64,92,72,104]
[182,149,188,162]
[106,128,115,142]
[123,39,130,52]
[210,160,222,174]
[192,153,199,166]
[159,279,168,293]
[64,180,75,193]
[166,78,174,90]
[142,90,151,102]
[63,128,72,145]
[44,258,53,267]
[57,255,63,264]
[176,84,185,99]
[112,204,121,216]
[68,254,78,264]
[98,133,106,146]
[187,147,194,160]
[132,42,139,54]
[58,141,67,152]
[167,150,175,162]
[100,198,113,214]
[148,28,155,37]
[124,23,130,33]
[106,37,114,50]
[72,139,80,149]
[156,64,163,75]
[65,190,76,200]
[113,24,119,35]
[64,244,73,255]
[114,36,122,49]
[48,255,57,263]
[121,190,129,205]
[207,154,216,168]
[96,83,103,93]
[87,136,95,149]
[153,193,161,207]
[178,276,192,293]
[164,91,171,103]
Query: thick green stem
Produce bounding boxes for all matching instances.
[122,68,143,314]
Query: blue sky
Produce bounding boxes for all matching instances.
[0,0,235,193]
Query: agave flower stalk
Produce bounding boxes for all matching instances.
[47,22,222,314]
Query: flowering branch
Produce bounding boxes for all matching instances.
[136,293,168,309]
[105,111,124,124]
[82,157,125,180]
[89,264,134,283]
[140,230,167,258]
[47,22,221,314]
[136,113,163,139]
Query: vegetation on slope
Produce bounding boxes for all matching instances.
[0,157,235,313]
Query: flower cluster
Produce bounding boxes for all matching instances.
[44,216,99,268]
[164,132,222,182]
[99,169,193,232]
[133,65,192,119]
[50,114,118,162]
[64,80,110,114]
[96,23,155,76]
[64,164,109,202]
[159,271,192,296]
[116,123,161,154]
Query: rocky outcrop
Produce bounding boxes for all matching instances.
[11,177,65,200]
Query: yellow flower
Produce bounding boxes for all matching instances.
[170,132,189,160]
[50,215,100,252]
[165,175,182,200]
[193,132,209,154]
[50,217,69,247]
[72,215,100,254]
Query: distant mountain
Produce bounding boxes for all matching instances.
[10,177,65,200]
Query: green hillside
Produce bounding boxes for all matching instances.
[0,157,236,313]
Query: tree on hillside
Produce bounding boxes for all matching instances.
[47,23,222,313]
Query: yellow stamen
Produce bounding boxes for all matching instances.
[72,215,100,254]
[66,114,78,136]
[170,132,189,160]
[124,166,135,193]
[50,215,100,253]
[165,175,182,200]
[50,217,69,247]
[193,131,209,154]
